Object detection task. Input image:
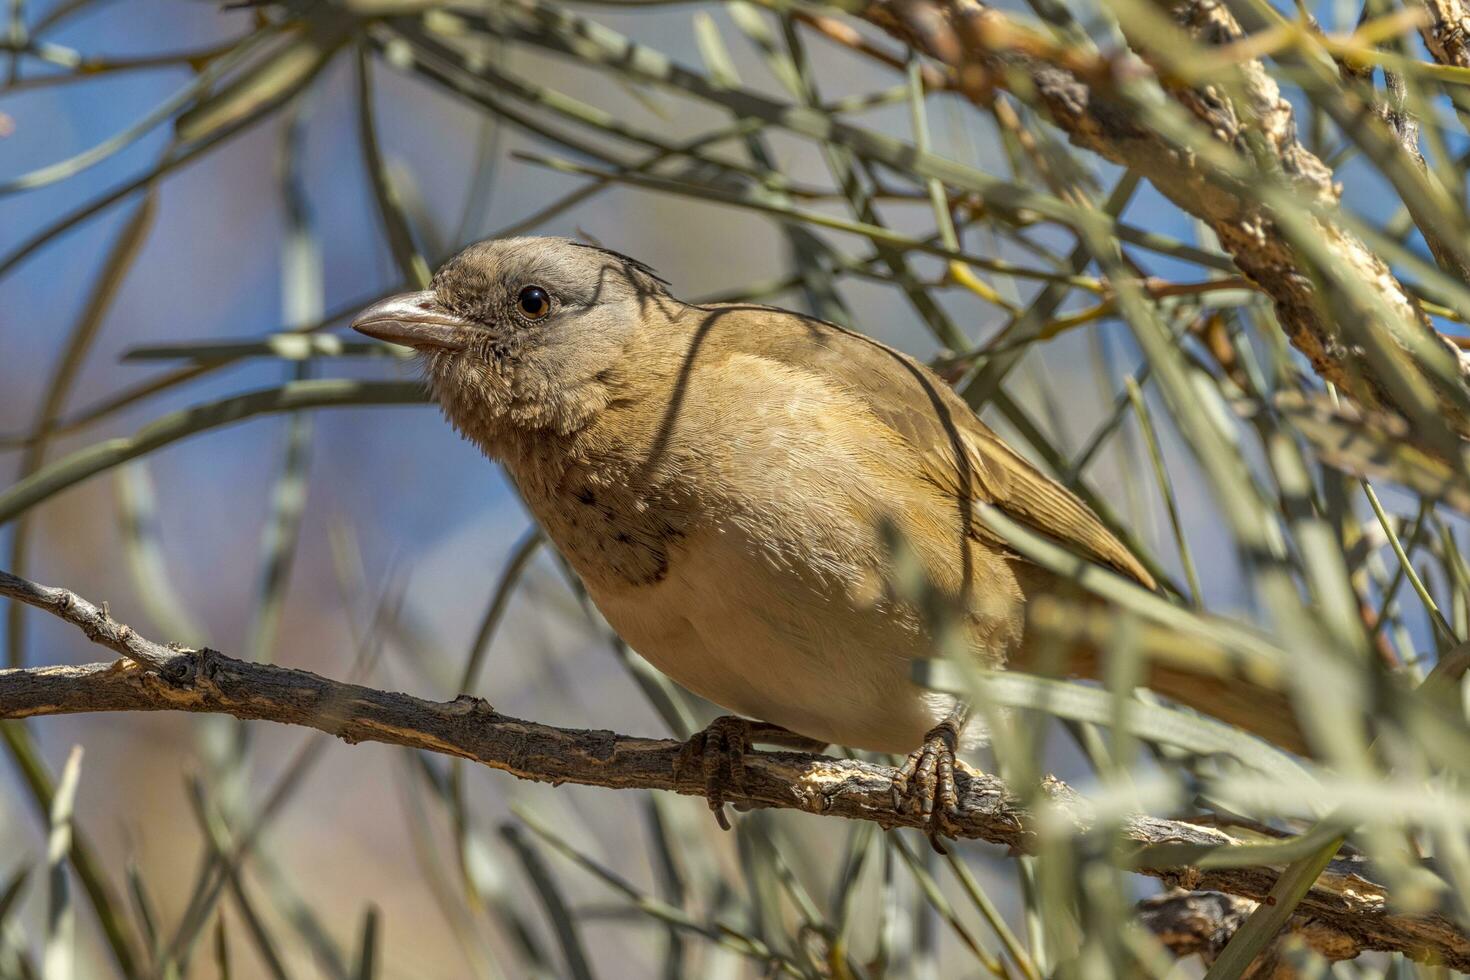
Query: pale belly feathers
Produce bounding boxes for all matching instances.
[587,519,960,754]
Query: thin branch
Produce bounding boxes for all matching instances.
[0,571,174,674]
[792,11,955,91]
[0,568,1467,968]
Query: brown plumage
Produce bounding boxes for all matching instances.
[353,237,1306,797]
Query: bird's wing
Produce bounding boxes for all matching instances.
[700,303,1156,590]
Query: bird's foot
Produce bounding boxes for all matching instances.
[891,720,963,852]
[676,716,756,831]
[676,717,826,830]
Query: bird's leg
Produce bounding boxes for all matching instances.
[676,716,827,830]
[891,704,970,852]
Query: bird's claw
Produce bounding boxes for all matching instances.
[676,715,754,831]
[891,722,963,852]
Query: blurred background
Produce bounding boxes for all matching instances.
[2,0,1457,976]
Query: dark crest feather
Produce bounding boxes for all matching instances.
[569,241,671,288]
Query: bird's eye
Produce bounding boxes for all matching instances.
[516,285,551,321]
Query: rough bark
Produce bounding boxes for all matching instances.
[1420,0,1470,68]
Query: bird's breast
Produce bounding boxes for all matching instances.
[534,482,686,589]
[587,507,961,753]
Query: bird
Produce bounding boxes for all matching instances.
[352,236,1306,838]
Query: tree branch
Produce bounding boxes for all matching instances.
[1139,889,1361,977]
[2,568,1468,969]
[1419,0,1470,69]
[858,0,1470,436]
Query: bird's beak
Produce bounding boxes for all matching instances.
[352,290,471,350]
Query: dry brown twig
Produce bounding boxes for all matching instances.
[794,10,957,91]
[1,567,1468,969]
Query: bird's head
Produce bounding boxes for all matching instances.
[352,237,674,454]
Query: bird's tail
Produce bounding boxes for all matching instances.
[1014,590,1311,756]
[1132,662,1310,756]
